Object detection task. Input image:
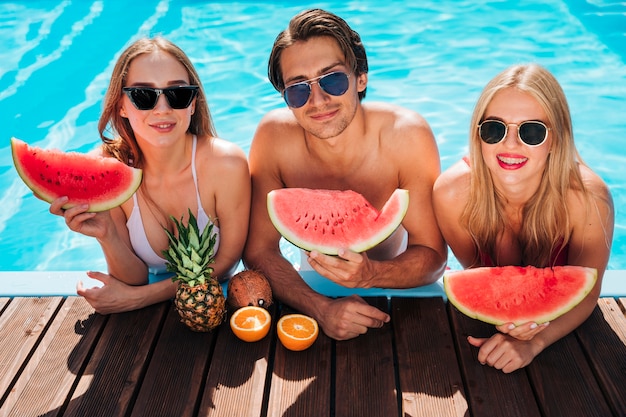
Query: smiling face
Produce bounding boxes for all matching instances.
[280,36,367,140]
[120,49,195,148]
[480,87,552,195]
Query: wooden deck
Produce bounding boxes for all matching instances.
[0,295,625,417]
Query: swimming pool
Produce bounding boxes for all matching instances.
[1,0,625,275]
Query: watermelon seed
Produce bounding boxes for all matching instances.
[295,216,301,223]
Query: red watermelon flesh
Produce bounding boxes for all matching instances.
[444,265,597,325]
[11,137,142,212]
[267,188,409,255]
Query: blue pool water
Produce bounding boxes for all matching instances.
[1,0,625,273]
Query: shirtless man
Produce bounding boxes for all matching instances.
[244,9,446,340]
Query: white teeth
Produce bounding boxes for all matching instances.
[155,124,171,129]
[498,155,527,165]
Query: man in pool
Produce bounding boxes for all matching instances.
[244,9,446,340]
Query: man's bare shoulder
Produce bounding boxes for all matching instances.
[363,101,431,130]
[257,108,300,132]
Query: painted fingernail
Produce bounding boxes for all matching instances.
[530,323,538,329]
[508,324,515,330]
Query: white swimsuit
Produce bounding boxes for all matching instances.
[126,135,220,275]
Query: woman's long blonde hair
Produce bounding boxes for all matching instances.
[98,37,217,168]
[462,64,587,267]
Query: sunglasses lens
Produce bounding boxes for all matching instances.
[519,122,547,146]
[164,87,198,109]
[479,120,506,144]
[284,84,311,108]
[319,72,350,96]
[283,72,350,108]
[127,88,159,110]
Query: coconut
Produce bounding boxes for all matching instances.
[227,270,273,310]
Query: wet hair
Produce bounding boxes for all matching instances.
[462,63,588,267]
[98,37,216,168]
[268,8,368,101]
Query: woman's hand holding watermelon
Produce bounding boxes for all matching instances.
[49,196,110,240]
[496,320,550,341]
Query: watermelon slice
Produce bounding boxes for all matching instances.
[11,137,142,212]
[444,265,597,325]
[267,188,409,255]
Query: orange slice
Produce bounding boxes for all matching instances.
[277,314,319,351]
[230,306,271,342]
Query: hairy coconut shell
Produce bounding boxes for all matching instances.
[227,270,273,310]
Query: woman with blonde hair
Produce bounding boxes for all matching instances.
[433,63,614,373]
[49,37,250,313]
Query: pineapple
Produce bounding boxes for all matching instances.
[163,209,225,332]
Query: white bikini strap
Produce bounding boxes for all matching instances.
[190,135,202,209]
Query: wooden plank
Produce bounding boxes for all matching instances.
[130,304,217,417]
[198,306,274,417]
[1,297,104,417]
[0,298,9,313]
[575,298,626,416]
[61,302,169,417]
[267,306,332,417]
[448,304,541,417]
[395,298,467,417]
[335,297,397,417]
[0,297,63,404]
[619,298,626,312]
[527,332,613,417]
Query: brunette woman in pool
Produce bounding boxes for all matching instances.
[49,37,250,313]
[433,64,614,373]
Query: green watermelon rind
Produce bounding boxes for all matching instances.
[444,265,597,326]
[11,137,143,213]
[267,188,409,255]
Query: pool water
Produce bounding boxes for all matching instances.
[1,0,625,272]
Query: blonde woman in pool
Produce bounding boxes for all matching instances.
[49,37,250,313]
[433,64,614,373]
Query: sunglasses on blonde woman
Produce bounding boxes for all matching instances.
[123,86,199,110]
[478,119,550,147]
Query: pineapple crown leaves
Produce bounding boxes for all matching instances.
[162,209,217,287]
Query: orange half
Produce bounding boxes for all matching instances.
[277,314,319,351]
[230,306,271,342]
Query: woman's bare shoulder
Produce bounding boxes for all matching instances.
[434,159,471,206]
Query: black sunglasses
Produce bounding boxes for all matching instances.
[122,86,199,110]
[478,119,550,147]
[283,71,350,108]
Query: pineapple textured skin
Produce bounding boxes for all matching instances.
[163,209,226,332]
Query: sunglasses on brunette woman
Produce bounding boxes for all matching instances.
[123,86,199,110]
[478,119,550,147]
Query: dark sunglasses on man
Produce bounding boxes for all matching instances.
[123,85,199,110]
[282,71,350,108]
